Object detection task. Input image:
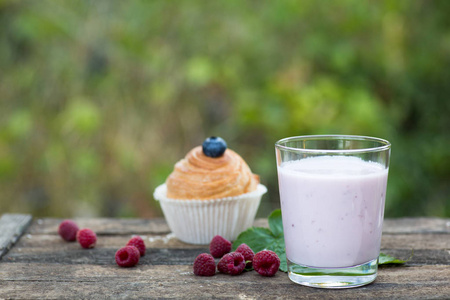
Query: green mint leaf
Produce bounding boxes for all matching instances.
[379,250,413,265]
[233,227,275,253]
[379,253,405,264]
[267,237,287,272]
[268,209,283,237]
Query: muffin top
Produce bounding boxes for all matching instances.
[165,145,259,200]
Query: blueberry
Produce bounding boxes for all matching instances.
[202,137,227,158]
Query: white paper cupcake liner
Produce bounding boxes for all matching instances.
[153,184,267,244]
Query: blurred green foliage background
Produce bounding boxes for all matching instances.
[0,0,449,218]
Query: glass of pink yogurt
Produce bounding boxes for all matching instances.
[275,135,391,288]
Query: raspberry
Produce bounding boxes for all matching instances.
[126,236,146,257]
[235,243,255,268]
[253,250,280,277]
[193,253,216,276]
[209,235,231,258]
[217,252,245,275]
[58,220,79,242]
[115,246,140,267]
[76,228,97,249]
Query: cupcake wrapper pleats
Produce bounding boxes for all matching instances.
[154,184,267,244]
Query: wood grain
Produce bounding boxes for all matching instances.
[0,216,449,299]
[0,264,448,299]
[0,214,32,260]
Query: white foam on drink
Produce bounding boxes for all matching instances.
[281,156,385,176]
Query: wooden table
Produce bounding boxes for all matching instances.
[0,214,449,299]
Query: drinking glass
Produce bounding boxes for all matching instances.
[275,135,391,288]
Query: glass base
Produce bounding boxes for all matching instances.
[287,258,378,289]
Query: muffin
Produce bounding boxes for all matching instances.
[154,137,267,244]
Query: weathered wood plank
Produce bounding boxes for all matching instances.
[13,233,197,250]
[11,232,450,251]
[2,247,204,265]
[0,214,32,260]
[3,246,448,267]
[3,238,450,265]
[382,218,450,234]
[0,264,448,299]
[27,218,171,235]
[381,233,450,250]
[24,217,450,236]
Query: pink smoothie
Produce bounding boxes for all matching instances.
[277,156,388,268]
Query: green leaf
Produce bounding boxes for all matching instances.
[233,227,275,253]
[379,250,413,265]
[268,209,283,237]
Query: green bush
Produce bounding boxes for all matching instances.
[0,0,448,218]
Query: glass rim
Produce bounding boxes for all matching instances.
[275,135,391,154]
